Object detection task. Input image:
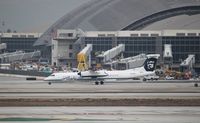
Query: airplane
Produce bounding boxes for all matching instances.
[44,57,158,85]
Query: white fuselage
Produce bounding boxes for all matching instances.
[44,66,155,82]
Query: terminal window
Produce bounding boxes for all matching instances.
[20,35,26,38]
[59,33,73,37]
[68,33,73,37]
[150,34,159,37]
[187,33,196,36]
[176,33,185,36]
[130,34,138,37]
[98,34,106,37]
[28,35,34,38]
[12,35,18,38]
[140,34,149,37]
[69,53,73,58]
[69,44,73,49]
[107,34,115,37]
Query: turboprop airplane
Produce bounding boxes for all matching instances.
[44,57,158,85]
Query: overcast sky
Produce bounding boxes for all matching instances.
[0,0,90,33]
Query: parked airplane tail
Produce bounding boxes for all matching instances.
[144,57,157,72]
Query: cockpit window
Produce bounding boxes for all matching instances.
[50,74,55,76]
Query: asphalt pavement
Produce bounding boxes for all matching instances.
[0,106,199,123]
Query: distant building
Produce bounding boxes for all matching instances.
[33,1,200,62]
[53,29,200,73]
[34,0,200,47]
[0,33,41,53]
[52,30,79,67]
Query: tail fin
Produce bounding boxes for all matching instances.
[144,58,157,71]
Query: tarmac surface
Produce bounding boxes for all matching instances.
[0,106,200,123]
[0,74,200,122]
[0,74,200,106]
[0,75,199,94]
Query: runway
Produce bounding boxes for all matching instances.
[0,106,199,123]
[0,75,200,122]
[0,75,200,95]
[0,92,200,99]
[0,75,200,106]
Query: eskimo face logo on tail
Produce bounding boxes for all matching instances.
[144,58,157,71]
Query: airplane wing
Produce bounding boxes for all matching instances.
[78,70,108,78]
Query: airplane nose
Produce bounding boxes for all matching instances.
[44,77,50,81]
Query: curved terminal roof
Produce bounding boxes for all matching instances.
[142,14,200,30]
[34,0,200,46]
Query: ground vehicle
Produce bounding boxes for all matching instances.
[39,58,49,65]
[143,75,159,81]
[165,76,174,80]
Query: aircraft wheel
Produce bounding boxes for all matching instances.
[95,81,99,85]
[143,78,146,81]
[194,83,198,87]
[48,82,52,85]
[100,81,104,85]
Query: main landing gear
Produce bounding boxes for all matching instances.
[194,83,198,87]
[95,81,104,85]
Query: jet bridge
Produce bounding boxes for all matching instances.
[114,53,147,70]
[180,54,195,72]
[0,51,41,63]
[77,44,92,71]
[163,44,173,69]
[0,43,6,51]
[97,44,125,63]
[107,54,160,70]
[96,44,125,69]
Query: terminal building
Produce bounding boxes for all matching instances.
[33,1,200,62]
[0,33,41,53]
[0,1,199,73]
[31,0,200,70]
[34,0,200,47]
[0,33,51,61]
[0,33,42,63]
[52,29,200,73]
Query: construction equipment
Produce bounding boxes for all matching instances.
[164,54,195,80]
[77,44,92,71]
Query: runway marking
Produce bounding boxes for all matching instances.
[0,117,55,121]
[0,117,126,122]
